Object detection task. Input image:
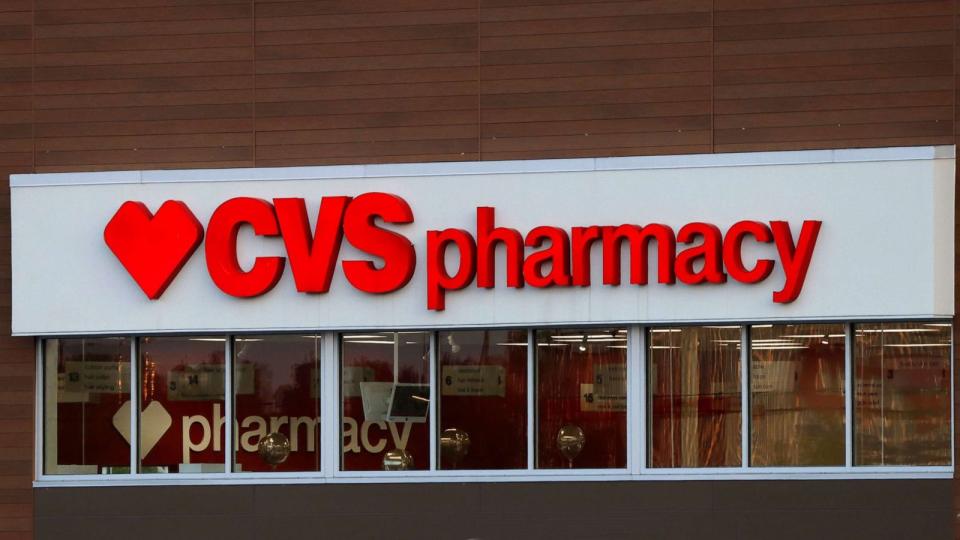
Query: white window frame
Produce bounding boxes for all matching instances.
[33,320,954,487]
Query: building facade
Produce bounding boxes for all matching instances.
[0,0,958,539]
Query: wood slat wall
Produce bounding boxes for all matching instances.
[19,0,960,172]
[479,0,713,159]
[0,0,36,539]
[1,0,959,538]
[33,0,255,172]
[253,0,479,166]
[714,0,955,151]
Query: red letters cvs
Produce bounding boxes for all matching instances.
[110,195,822,308]
[205,193,416,299]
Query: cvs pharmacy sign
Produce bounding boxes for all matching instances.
[103,193,821,310]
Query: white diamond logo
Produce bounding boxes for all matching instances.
[112,400,172,458]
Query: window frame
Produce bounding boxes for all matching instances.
[33,320,954,486]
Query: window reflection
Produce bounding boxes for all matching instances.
[139,336,226,474]
[233,335,320,472]
[43,338,131,475]
[855,323,951,466]
[750,324,845,466]
[341,332,430,471]
[536,328,627,469]
[438,330,527,470]
[648,326,741,468]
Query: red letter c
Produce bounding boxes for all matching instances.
[205,197,285,297]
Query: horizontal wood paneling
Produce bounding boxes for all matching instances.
[714,0,955,151]
[479,0,713,160]
[0,1,32,537]
[33,0,253,172]
[254,1,479,165]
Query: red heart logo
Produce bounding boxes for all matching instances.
[104,201,204,299]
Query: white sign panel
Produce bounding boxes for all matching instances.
[10,146,954,335]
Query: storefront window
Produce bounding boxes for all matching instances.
[536,328,627,469]
[750,324,845,466]
[38,321,952,480]
[854,323,951,466]
[233,335,321,472]
[438,330,527,470]
[43,337,131,475]
[341,332,430,471]
[139,336,226,473]
[648,326,742,468]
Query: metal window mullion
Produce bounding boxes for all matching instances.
[35,339,44,480]
[950,323,955,468]
[844,323,854,468]
[322,331,338,477]
[130,337,139,475]
[526,329,535,470]
[429,332,438,471]
[740,326,749,469]
[224,336,234,474]
[392,333,399,385]
[633,325,646,475]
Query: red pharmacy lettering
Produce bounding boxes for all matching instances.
[103,195,821,309]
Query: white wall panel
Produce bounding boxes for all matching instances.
[10,147,955,335]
